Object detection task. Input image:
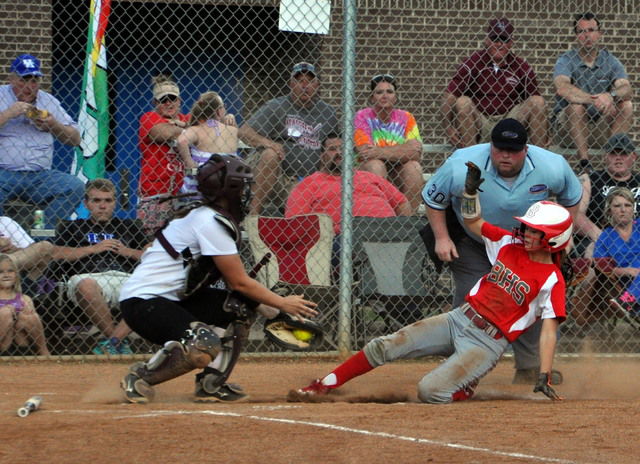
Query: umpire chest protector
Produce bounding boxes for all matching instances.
[155,210,241,299]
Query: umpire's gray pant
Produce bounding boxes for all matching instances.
[449,235,542,370]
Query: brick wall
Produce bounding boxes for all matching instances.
[0,0,53,89]
[321,1,640,171]
[2,0,638,175]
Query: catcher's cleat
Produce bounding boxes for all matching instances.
[297,379,332,396]
[121,372,155,404]
[194,382,248,403]
[513,368,563,386]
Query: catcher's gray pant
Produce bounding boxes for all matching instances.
[449,235,542,370]
[363,305,508,403]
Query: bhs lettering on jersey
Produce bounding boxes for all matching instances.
[486,260,530,305]
[86,233,115,244]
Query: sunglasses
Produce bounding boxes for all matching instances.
[370,74,396,91]
[158,95,178,104]
[371,73,395,84]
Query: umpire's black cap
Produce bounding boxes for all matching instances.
[491,118,527,151]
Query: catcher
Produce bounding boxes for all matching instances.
[119,154,320,403]
[295,161,570,403]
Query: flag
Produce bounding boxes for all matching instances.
[73,0,111,182]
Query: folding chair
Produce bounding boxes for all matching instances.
[244,214,340,350]
[351,216,439,347]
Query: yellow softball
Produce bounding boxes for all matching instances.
[292,329,313,342]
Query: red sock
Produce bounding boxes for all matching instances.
[322,350,374,388]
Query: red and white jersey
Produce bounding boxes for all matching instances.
[466,223,566,342]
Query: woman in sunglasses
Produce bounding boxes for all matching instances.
[354,74,424,213]
[137,74,190,238]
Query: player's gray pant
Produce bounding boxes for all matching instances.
[364,306,508,403]
[449,235,542,370]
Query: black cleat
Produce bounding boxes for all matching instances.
[121,372,155,404]
[194,382,249,403]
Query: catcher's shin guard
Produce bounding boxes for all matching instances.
[130,322,222,387]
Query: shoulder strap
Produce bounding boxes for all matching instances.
[155,229,180,260]
[155,209,241,260]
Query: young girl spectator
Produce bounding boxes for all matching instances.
[176,91,238,197]
[594,187,640,324]
[0,254,50,356]
[295,163,571,403]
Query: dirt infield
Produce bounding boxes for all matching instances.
[1,356,638,464]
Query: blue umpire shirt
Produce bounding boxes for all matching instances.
[422,143,583,242]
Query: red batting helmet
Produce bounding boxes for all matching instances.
[514,201,573,252]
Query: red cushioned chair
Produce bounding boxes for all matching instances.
[244,214,340,350]
[244,214,334,287]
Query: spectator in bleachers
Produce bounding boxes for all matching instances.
[52,179,149,355]
[574,133,639,257]
[354,74,424,212]
[137,73,190,238]
[0,254,50,356]
[553,12,633,167]
[0,215,54,284]
[0,54,84,229]
[423,118,582,384]
[239,62,339,216]
[176,91,238,197]
[594,187,640,325]
[441,18,547,149]
[286,134,411,234]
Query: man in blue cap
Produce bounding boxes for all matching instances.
[0,54,84,228]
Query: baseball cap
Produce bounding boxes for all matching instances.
[491,118,527,151]
[291,62,317,78]
[10,54,43,77]
[153,81,180,101]
[605,133,636,153]
[487,18,514,41]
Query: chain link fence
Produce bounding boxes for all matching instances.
[1,1,639,359]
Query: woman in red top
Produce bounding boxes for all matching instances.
[137,74,190,238]
[294,163,572,403]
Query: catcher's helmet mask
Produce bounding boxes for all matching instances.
[512,201,573,253]
[196,154,253,223]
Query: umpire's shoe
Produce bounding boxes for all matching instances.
[121,365,155,404]
[194,369,249,403]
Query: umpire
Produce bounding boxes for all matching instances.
[422,118,582,384]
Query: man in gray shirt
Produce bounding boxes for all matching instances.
[553,12,633,166]
[239,62,338,215]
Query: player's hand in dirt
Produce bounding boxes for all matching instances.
[533,372,563,401]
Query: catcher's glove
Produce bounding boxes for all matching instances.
[533,372,563,401]
[263,312,323,351]
[464,161,485,195]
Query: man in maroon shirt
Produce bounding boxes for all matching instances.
[440,18,547,148]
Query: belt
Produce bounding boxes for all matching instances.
[461,303,503,340]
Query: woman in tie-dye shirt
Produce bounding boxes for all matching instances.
[354,74,424,212]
